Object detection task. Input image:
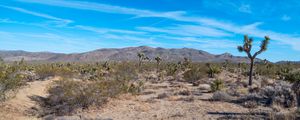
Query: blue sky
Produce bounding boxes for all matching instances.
[0,0,299,62]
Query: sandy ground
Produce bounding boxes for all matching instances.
[83,81,256,120]
[0,77,266,120]
[0,77,59,120]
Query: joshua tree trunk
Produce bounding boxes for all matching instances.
[156,63,159,72]
[249,58,254,86]
[139,59,142,67]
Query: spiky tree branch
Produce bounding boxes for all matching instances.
[237,35,270,86]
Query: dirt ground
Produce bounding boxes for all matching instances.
[0,75,272,120]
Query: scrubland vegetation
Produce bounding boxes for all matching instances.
[0,35,300,120]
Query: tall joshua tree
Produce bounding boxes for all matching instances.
[237,35,270,86]
[154,56,162,71]
[137,52,145,67]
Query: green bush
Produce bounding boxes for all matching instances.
[0,65,25,101]
[210,79,224,92]
[284,71,300,83]
[45,77,135,115]
[183,65,207,83]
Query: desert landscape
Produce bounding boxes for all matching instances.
[0,45,299,120]
[1,0,300,120]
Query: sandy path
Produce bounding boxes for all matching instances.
[0,77,59,120]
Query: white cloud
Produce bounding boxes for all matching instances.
[138,25,232,37]
[17,0,186,19]
[0,5,72,25]
[157,35,238,49]
[15,0,300,51]
[75,25,146,35]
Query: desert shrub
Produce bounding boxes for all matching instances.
[277,67,292,79]
[45,77,132,115]
[256,63,278,79]
[0,64,25,101]
[284,71,300,83]
[34,64,57,79]
[34,63,82,80]
[165,63,181,76]
[41,62,141,115]
[210,79,224,92]
[268,111,298,120]
[183,66,206,83]
[111,62,138,82]
[127,80,144,95]
[237,81,296,108]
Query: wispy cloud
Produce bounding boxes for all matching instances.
[138,25,232,37]
[0,5,72,25]
[75,25,146,35]
[17,0,186,19]
[15,0,300,51]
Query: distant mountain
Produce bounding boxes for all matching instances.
[0,46,252,63]
[276,61,300,64]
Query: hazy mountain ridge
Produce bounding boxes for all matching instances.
[0,46,255,63]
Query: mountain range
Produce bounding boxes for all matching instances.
[0,46,253,63]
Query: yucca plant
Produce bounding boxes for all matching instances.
[206,63,221,78]
[237,35,270,86]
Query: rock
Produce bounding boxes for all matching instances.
[198,84,211,92]
[211,91,232,102]
[43,115,56,120]
[55,115,81,120]
[157,93,169,99]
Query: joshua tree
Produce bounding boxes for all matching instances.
[237,35,270,86]
[154,56,162,71]
[222,59,230,70]
[182,57,191,70]
[103,61,110,71]
[206,63,221,78]
[137,52,145,67]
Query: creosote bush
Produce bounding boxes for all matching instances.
[183,64,207,83]
[0,63,26,101]
[45,76,140,115]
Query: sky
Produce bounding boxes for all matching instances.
[0,0,299,62]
